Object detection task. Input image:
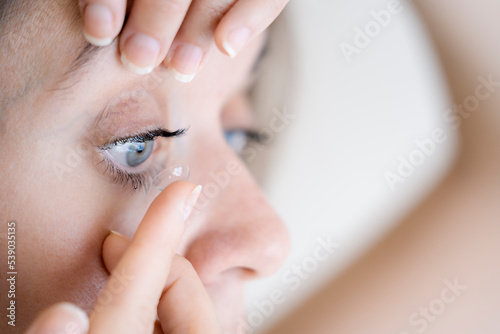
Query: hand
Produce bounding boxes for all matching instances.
[25,181,221,334]
[78,0,290,81]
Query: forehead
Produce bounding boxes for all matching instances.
[0,1,84,108]
[0,0,266,121]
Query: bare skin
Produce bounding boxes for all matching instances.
[79,0,289,79]
[0,1,290,333]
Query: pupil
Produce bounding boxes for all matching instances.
[125,141,153,167]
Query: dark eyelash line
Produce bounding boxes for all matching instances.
[98,127,188,192]
[244,130,269,144]
[99,128,263,193]
[226,129,269,146]
[101,127,188,149]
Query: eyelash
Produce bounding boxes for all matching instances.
[242,130,267,144]
[98,157,160,192]
[226,129,268,146]
[98,128,187,193]
[100,128,187,149]
[97,128,265,192]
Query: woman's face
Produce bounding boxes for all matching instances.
[0,1,289,332]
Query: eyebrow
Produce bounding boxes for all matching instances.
[55,41,106,88]
[56,32,270,93]
[53,42,106,91]
[252,33,270,73]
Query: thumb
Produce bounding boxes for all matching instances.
[25,302,88,334]
[102,229,130,275]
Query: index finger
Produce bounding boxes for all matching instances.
[89,181,202,334]
[79,0,126,46]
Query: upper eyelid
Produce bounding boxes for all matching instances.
[225,129,267,143]
[99,127,188,150]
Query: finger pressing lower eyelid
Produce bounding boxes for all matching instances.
[89,181,199,332]
[25,303,89,334]
[102,231,130,273]
[101,164,190,275]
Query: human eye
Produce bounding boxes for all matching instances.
[224,129,265,155]
[106,141,154,169]
[99,127,187,191]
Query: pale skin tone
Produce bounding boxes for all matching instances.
[15,1,500,333]
[79,0,289,79]
[0,1,290,333]
[266,1,500,333]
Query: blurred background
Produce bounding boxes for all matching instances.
[244,0,460,332]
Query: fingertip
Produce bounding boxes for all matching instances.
[214,8,253,58]
[81,3,117,46]
[109,229,129,240]
[222,26,252,58]
[148,180,200,223]
[166,43,204,83]
[84,31,114,47]
[26,302,89,334]
[120,33,160,75]
[55,303,89,333]
[103,230,130,251]
[155,180,199,200]
[214,0,289,57]
[102,230,131,274]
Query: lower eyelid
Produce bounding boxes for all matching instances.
[99,153,163,191]
[95,139,168,191]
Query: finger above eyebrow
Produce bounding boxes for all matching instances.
[119,0,193,73]
[215,0,289,57]
[80,0,127,45]
[164,0,235,83]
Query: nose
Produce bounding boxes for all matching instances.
[182,149,291,285]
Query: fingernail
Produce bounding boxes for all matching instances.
[121,33,161,75]
[183,185,202,221]
[25,302,89,334]
[170,44,203,83]
[58,303,89,333]
[223,27,251,58]
[110,230,128,239]
[83,4,114,46]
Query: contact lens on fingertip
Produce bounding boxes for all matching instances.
[151,165,190,192]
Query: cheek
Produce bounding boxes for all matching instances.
[1,190,109,329]
[0,138,152,327]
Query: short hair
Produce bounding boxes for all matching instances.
[0,1,14,113]
[0,1,17,29]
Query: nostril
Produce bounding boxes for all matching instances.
[184,213,290,283]
[181,161,292,283]
[220,267,260,281]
